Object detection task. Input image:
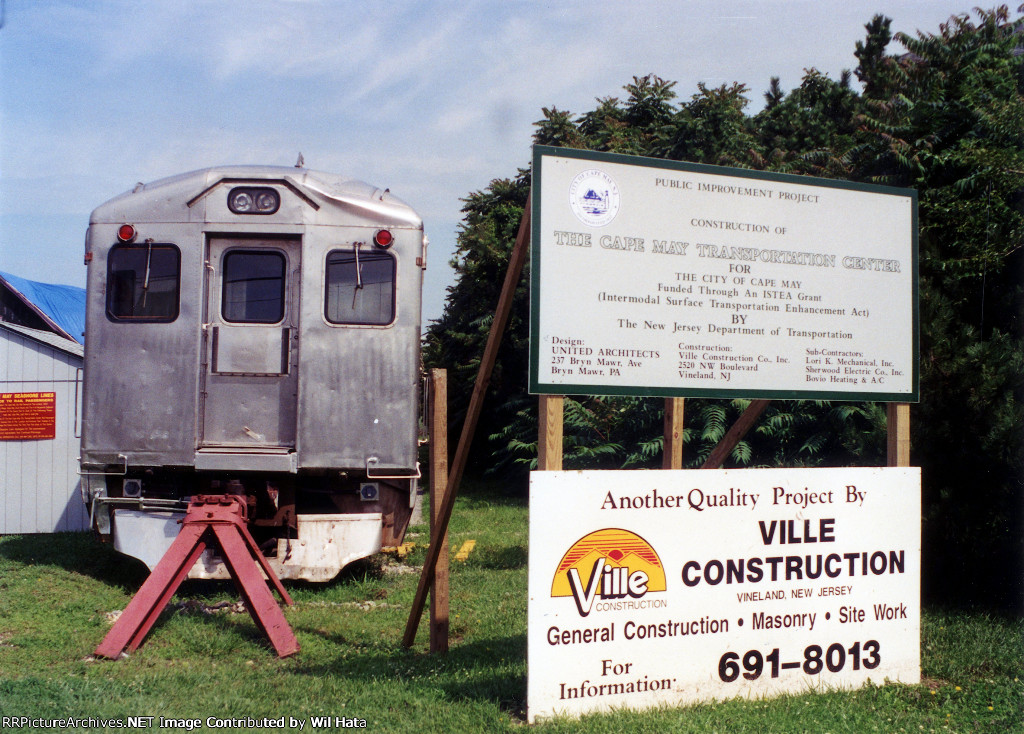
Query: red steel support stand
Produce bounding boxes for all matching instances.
[95,495,299,659]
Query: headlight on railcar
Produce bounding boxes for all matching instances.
[228,187,280,215]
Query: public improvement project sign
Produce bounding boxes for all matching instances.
[527,467,920,722]
[529,146,919,401]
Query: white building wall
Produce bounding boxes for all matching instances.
[1,326,87,533]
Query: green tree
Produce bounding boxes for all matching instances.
[749,68,862,177]
[852,6,1024,608]
[653,81,757,165]
[423,171,531,473]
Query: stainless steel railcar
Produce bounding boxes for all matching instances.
[79,166,425,581]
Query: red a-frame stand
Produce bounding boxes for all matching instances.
[95,495,299,659]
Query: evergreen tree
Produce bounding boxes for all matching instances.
[853,6,1024,608]
[423,171,531,473]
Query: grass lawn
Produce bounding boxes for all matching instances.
[0,482,1020,733]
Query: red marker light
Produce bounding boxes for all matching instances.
[117,224,137,243]
[373,229,393,248]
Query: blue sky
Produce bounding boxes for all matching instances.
[0,0,971,325]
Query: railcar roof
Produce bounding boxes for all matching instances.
[90,166,421,227]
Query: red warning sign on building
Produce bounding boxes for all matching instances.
[0,392,57,440]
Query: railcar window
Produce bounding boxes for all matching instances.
[107,244,180,322]
[222,250,286,323]
[325,248,395,325]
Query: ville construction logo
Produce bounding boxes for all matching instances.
[551,528,667,616]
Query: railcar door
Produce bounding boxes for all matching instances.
[199,237,300,452]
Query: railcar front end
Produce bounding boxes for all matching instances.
[79,166,426,581]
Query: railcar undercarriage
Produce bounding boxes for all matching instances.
[82,469,415,582]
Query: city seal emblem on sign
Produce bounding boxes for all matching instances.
[569,169,620,227]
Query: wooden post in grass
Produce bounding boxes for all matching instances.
[663,398,684,469]
[886,403,911,467]
[429,369,450,653]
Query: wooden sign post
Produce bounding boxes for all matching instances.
[887,403,911,467]
[662,397,685,469]
[537,395,563,471]
[428,368,450,653]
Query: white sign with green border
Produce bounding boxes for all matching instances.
[529,146,919,401]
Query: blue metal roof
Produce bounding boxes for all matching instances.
[0,271,86,343]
